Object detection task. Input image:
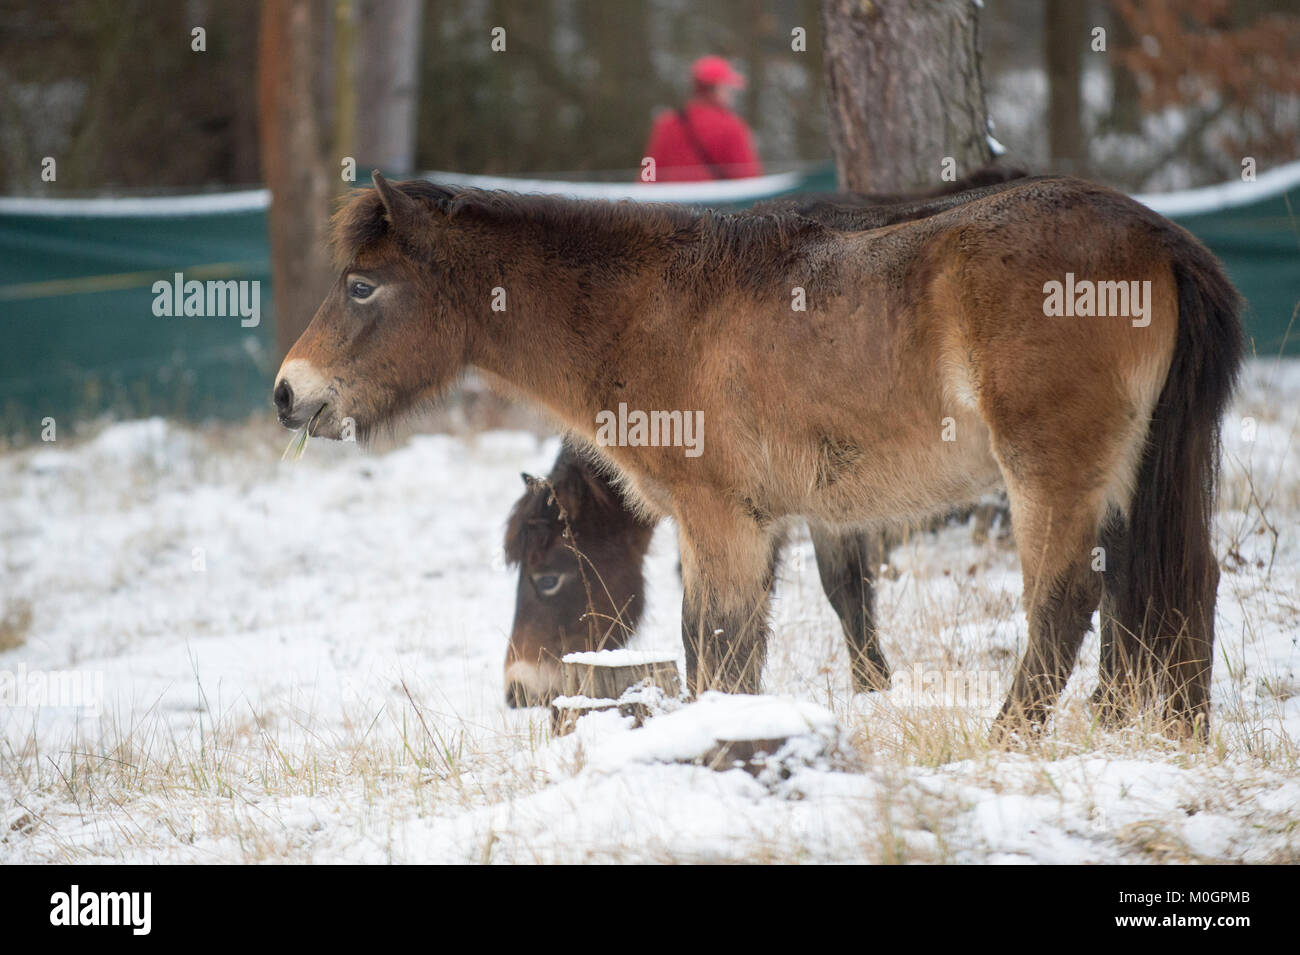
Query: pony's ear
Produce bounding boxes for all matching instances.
[372,171,420,237]
[504,477,540,566]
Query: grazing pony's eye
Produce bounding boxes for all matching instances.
[532,573,564,597]
[348,279,375,301]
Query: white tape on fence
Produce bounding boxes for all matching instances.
[418,169,806,203]
[0,189,272,218]
[0,172,805,217]
[1134,159,1300,218]
[2,159,1297,218]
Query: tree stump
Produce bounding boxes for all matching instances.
[699,738,795,775]
[549,695,619,736]
[559,650,680,700]
[549,650,681,736]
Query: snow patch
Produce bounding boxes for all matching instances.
[561,648,680,667]
[570,692,844,773]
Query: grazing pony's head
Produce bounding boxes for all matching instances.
[273,173,466,440]
[501,444,656,707]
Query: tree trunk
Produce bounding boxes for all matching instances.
[1105,3,1142,135]
[1044,0,1086,174]
[793,0,827,163]
[354,0,423,175]
[258,0,338,360]
[821,0,994,193]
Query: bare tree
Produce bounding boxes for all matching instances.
[1113,0,1300,185]
[355,0,424,175]
[820,0,994,192]
[258,0,337,359]
[259,0,426,358]
[1044,0,1086,174]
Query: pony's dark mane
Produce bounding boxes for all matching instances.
[753,164,1028,213]
[752,171,1039,230]
[332,168,1034,272]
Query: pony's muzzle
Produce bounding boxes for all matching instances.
[273,358,335,430]
[504,659,561,708]
[505,681,529,708]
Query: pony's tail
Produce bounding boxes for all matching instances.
[1099,251,1244,737]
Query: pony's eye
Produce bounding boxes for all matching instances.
[348,279,375,300]
[533,573,564,597]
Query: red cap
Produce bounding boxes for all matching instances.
[691,55,746,89]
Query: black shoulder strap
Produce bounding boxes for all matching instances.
[676,108,727,180]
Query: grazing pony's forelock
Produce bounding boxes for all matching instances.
[502,481,549,569]
[502,443,629,568]
[503,470,568,569]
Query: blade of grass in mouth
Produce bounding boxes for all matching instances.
[281,404,327,462]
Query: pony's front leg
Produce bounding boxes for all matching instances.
[677,503,781,696]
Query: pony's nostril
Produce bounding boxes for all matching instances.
[274,379,293,417]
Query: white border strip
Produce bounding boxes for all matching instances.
[0,173,803,218]
[2,160,1297,219]
[0,188,271,218]
[419,169,805,203]
[1133,159,1300,218]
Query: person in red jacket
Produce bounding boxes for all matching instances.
[643,55,762,182]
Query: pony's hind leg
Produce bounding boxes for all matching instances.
[978,331,1154,741]
[809,523,892,692]
[991,488,1106,742]
[1091,507,1145,725]
[677,499,781,696]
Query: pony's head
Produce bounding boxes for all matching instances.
[501,445,655,707]
[273,173,467,440]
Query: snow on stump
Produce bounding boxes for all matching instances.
[560,649,681,699]
[685,695,852,777]
[551,649,681,736]
[550,694,619,736]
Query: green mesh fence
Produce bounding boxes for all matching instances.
[1,164,1296,443]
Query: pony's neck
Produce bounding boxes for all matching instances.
[456,204,677,432]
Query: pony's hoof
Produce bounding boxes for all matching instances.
[851,665,892,694]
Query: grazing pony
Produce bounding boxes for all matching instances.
[275,172,1241,739]
[502,442,657,706]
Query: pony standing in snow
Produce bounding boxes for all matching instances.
[275,172,1241,740]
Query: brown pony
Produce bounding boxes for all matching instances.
[501,441,656,705]
[275,172,1241,739]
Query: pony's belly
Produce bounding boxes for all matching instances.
[800,423,1003,525]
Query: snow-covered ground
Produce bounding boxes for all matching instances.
[1,361,1297,864]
